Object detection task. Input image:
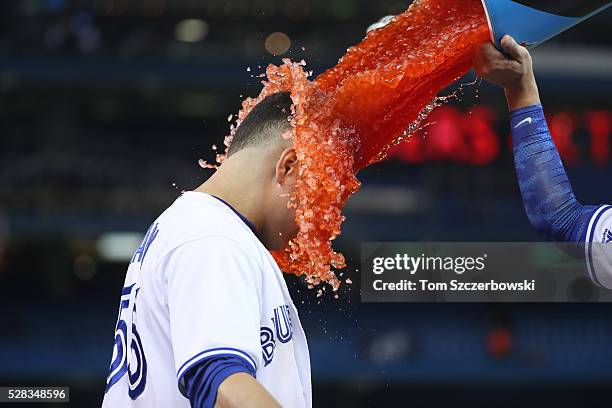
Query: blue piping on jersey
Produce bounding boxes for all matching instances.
[177,349,256,398]
[587,206,612,287]
[210,195,258,236]
[177,347,257,380]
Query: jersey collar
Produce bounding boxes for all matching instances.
[209,194,258,236]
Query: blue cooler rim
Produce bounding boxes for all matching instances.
[480,0,496,44]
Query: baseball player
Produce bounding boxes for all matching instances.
[475,35,612,288]
[102,92,310,407]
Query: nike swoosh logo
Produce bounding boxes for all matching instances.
[514,117,532,129]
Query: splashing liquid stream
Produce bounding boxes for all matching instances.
[213,0,490,290]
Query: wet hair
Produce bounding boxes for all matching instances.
[227,92,293,157]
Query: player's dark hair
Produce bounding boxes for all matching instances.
[227,92,293,157]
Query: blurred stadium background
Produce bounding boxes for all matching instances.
[0,0,611,407]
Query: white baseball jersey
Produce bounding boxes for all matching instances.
[102,192,312,408]
[585,205,612,289]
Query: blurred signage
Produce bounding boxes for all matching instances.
[390,107,611,167]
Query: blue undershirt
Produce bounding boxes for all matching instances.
[510,104,598,249]
[182,354,255,408]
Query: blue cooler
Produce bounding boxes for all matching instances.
[480,0,611,49]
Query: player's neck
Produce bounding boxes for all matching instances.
[194,153,266,236]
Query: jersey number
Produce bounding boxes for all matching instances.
[105,284,148,399]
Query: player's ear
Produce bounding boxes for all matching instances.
[275,147,299,185]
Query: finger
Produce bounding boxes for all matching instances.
[500,35,527,61]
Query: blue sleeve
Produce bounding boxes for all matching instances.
[182,354,256,408]
[510,104,599,246]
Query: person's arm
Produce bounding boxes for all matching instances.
[215,373,282,408]
[474,36,600,248]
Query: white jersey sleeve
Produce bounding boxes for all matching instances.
[585,205,612,289]
[163,235,263,394]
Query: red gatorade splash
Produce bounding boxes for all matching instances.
[221,0,490,290]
